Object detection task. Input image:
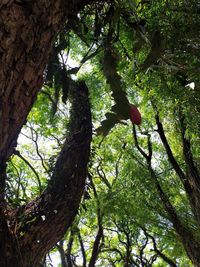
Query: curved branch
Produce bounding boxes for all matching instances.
[153,106,200,226]
[14,81,92,265]
[13,149,42,194]
[142,227,177,267]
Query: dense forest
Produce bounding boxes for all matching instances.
[0,0,200,266]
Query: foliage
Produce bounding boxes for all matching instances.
[6,0,200,266]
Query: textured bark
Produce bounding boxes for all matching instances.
[0,1,95,266]
[1,81,92,266]
[0,0,96,167]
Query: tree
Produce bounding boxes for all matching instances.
[0,1,95,266]
[1,0,200,266]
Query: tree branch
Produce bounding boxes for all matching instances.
[154,112,186,182]
[78,232,87,267]
[88,173,104,267]
[13,149,42,194]
[131,118,200,265]
[142,227,177,267]
[153,105,200,226]
[179,113,200,184]
[0,0,100,166]
[13,81,92,265]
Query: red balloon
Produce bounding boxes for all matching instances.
[129,105,142,125]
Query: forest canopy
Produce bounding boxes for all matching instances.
[0,0,200,266]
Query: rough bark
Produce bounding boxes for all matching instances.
[1,81,92,266]
[0,0,97,266]
[0,0,96,171]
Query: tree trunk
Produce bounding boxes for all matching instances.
[0,80,92,267]
[0,1,95,266]
[0,0,93,165]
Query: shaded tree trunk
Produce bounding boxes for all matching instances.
[0,0,94,165]
[0,80,92,267]
[0,1,96,266]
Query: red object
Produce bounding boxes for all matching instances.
[129,105,142,125]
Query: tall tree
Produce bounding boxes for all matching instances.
[0,1,95,266]
[0,0,200,266]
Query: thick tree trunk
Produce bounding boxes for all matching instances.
[0,0,93,166]
[0,81,92,267]
[0,1,95,266]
